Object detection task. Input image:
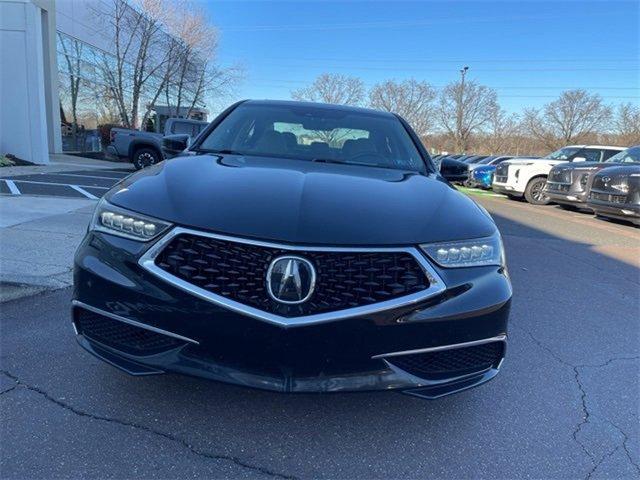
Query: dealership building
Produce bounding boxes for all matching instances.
[0,0,206,164]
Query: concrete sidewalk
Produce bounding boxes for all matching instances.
[0,196,95,302]
[0,153,133,177]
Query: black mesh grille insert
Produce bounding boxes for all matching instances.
[75,308,184,356]
[154,234,430,318]
[387,341,504,380]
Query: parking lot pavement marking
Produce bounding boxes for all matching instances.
[10,179,110,190]
[55,172,125,180]
[5,180,21,195]
[70,185,99,200]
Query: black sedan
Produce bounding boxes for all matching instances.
[72,100,511,399]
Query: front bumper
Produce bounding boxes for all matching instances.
[544,183,590,208]
[588,201,640,225]
[492,184,523,197]
[72,231,512,398]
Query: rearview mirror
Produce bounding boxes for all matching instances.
[162,134,190,157]
[573,156,586,162]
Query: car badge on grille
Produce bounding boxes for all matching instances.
[601,176,611,185]
[266,256,316,304]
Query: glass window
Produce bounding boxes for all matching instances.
[576,149,602,162]
[605,146,640,164]
[602,149,622,161]
[546,147,582,160]
[173,122,195,136]
[197,103,426,172]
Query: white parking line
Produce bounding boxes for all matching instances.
[5,180,21,195]
[70,185,99,200]
[54,173,127,180]
[10,179,110,189]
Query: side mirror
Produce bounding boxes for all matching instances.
[162,134,190,157]
[573,156,586,162]
[439,158,469,183]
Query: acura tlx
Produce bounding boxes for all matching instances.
[72,100,512,399]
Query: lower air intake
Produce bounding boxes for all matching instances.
[75,308,185,356]
[387,341,505,380]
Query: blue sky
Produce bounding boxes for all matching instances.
[205,0,639,114]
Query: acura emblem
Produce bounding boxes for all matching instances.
[266,256,316,304]
[601,176,611,183]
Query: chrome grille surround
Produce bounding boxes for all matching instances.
[139,227,447,327]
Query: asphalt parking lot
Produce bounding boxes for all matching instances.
[1,193,638,479]
[0,168,130,199]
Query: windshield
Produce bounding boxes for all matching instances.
[196,103,426,172]
[605,146,640,163]
[546,147,581,160]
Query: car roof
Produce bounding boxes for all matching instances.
[563,144,626,150]
[243,99,396,118]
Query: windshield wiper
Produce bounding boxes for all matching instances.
[193,148,242,155]
[311,158,346,165]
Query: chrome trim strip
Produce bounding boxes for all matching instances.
[372,334,507,359]
[72,300,199,345]
[138,227,447,327]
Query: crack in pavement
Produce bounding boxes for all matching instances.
[0,385,17,396]
[585,446,619,480]
[510,324,640,479]
[0,369,299,480]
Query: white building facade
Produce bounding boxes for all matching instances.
[0,0,207,164]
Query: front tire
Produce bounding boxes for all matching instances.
[524,177,550,205]
[132,148,160,170]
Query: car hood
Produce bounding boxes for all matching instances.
[106,154,496,246]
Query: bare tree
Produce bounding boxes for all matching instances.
[523,90,612,150]
[368,79,436,137]
[437,80,499,153]
[612,102,640,145]
[291,73,365,106]
[57,34,83,133]
[482,109,521,154]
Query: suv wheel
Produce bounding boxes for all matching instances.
[524,177,550,205]
[133,148,160,170]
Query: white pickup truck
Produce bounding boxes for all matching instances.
[492,145,625,205]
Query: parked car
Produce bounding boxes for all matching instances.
[463,155,488,164]
[587,165,640,226]
[492,145,625,205]
[467,157,526,189]
[440,156,470,183]
[72,100,512,400]
[545,146,640,210]
[468,156,498,171]
[106,118,209,169]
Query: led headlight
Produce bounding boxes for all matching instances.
[420,231,505,268]
[89,198,172,241]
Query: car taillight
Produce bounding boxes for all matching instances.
[109,129,116,143]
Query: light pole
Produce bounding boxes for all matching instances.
[457,66,469,153]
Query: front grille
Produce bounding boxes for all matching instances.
[388,341,505,380]
[591,175,629,193]
[589,191,627,204]
[495,163,509,178]
[545,182,570,192]
[548,168,572,183]
[154,234,430,318]
[75,308,184,355]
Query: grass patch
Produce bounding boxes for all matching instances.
[456,186,506,198]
